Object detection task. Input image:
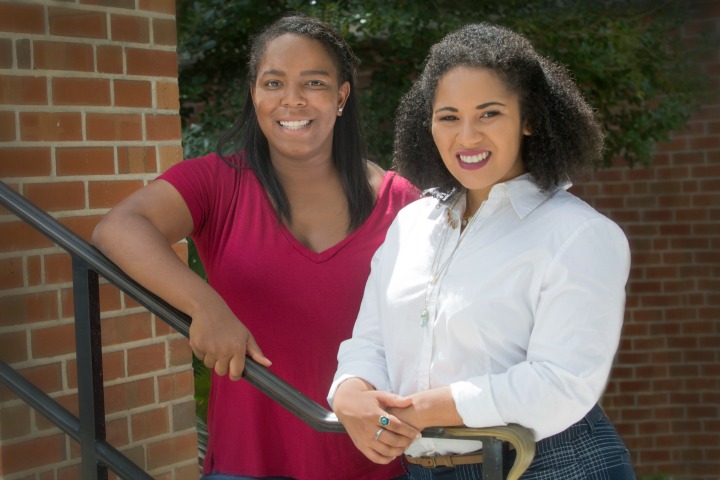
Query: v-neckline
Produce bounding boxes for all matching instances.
[256,172,392,263]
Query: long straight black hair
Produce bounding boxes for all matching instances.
[216,14,373,230]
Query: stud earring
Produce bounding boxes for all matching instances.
[338,107,343,115]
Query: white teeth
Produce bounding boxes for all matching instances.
[459,152,489,163]
[279,120,310,130]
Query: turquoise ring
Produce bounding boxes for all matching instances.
[379,414,390,426]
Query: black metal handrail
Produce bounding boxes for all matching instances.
[0,180,343,432]
[0,180,534,480]
[0,361,152,479]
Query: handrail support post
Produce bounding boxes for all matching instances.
[481,436,506,480]
[72,256,108,480]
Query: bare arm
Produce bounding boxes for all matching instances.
[92,179,271,379]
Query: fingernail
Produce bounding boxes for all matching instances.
[415,433,422,439]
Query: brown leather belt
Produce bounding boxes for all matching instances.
[405,451,484,468]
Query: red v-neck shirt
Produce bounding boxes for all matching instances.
[159,153,419,479]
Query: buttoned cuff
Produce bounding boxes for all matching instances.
[450,378,505,428]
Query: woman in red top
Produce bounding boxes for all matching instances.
[93,14,418,480]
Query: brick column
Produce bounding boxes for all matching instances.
[0,1,197,479]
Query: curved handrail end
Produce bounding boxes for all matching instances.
[421,424,536,480]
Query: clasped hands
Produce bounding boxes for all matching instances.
[333,378,423,464]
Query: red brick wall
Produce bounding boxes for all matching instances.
[0,1,197,479]
[572,2,720,478]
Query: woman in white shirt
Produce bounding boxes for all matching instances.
[329,23,636,479]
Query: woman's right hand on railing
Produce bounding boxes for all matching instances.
[188,294,272,380]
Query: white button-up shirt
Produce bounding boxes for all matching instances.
[329,174,631,456]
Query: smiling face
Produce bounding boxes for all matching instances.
[251,34,350,166]
[431,66,530,212]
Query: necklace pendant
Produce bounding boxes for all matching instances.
[420,310,429,326]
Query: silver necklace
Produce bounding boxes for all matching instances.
[419,198,479,327]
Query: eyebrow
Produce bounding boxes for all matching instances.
[260,69,332,77]
[434,101,506,114]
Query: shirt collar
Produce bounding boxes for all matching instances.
[428,174,572,220]
[503,174,571,219]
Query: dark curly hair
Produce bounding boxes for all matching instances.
[217,14,372,229]
[393,22,604,196]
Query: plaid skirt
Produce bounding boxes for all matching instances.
[404,404,636,480]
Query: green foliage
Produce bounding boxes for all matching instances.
[186,237,211,421]
[178,0,712,168]
[186,238,206,280]
[511,1,712,168]
[193,353,211,421]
